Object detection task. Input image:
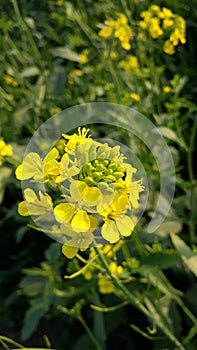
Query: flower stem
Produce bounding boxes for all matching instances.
[78,316,103,350]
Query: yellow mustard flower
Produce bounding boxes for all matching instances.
[56,0,63,6]
[98,261,123,294]
[50,107,62,114]
[79,50,88,64]
[139,5,186,54]
[3,75,19,87]
[61,215,97,258]
[98,275,114,294]
[163,85,171,93]
[163,40,175,55]
[99,13,133,50]
[163,18,174,29]
[54,202,91,233]
[18,189,53,217]
[62,127,91,154]
[130,93,140,101]
[17,127,144,257]
[0,138,13,165]
[150,5,161,13]
[118,55,140,75]
[98,193,135,243]
[98,26,113,38]
[148,17,163,39]
[15,148,61,183]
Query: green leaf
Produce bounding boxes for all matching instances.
[158,127,185,148]
[52,46,80,61]
[140,250,181,269]
[155,220,182,236]
[19,275,46,297]
[170,233,197,277]
[20,66,40,78]
[22,300,48,340]
[0,167,12,203]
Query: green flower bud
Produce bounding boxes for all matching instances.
[105,175,116,182]
[96,164,104,172]
[114,172,124,179]
[83,162,93,174]
[93,172,102,179]
[103,159,109,167]
[84,176,96,185]
[108,162,117,170]
[104,169,113,175]
[93,159,99,167]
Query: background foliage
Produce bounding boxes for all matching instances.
[0,0,197,349]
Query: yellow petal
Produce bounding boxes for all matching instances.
[44,148,59,163]
[24,188,38,203]
[70,180,85,201]
[18,201,29,216]
[101,221,119,243]
[112,193,128,212]
[54,203,75,223]
[16,153,42,180]
[71,210,90,232]
[83,186,101,202]
[62,244,78,259]
[15,164,22,180]
[116,215,134,237]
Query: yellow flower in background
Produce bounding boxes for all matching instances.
[98,275,114,294]
[50,107,62,114]
[99,26,113,38]
[148,17,163,39]
[56,0,63,6]
[163,85,171,93]
[3,75,19,87]
[0,138,13,165]
[79,50,88,64]
[163,40,175,55]
[99,13,133,50]
[130,93,140,102]
[139,5,186,54]
[119,55,140,75]
[98,261,123,294]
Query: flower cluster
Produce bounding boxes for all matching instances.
[0,138,13,165]
[16,128,144,258]
[3,75,19,87]
[98,13,133,50]
[118,55,140,75]
[139,5,186,55]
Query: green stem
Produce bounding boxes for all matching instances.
[12,0,42,65]
[187,114,197,243]
[93,245,149,316]
[78,316,102,350]
[0,335,23,348]
[93,245,186,350]
[122,241,130,263]
[91,301,128,312]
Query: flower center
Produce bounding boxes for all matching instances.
[78,158,125,186]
